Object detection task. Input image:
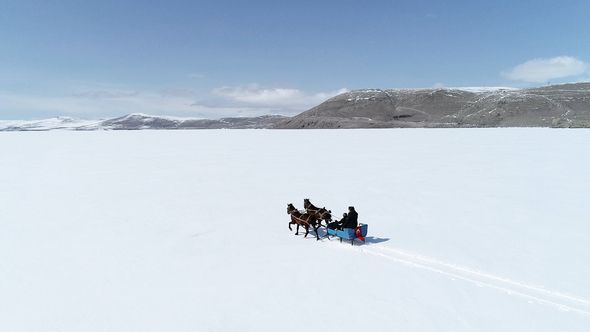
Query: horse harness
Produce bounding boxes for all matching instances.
[308,207,330,219]
[289,211,314,226]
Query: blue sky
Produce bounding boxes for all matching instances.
[1,0,589,120]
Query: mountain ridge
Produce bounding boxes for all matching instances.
[2,83,590,130]
[274,82,590,128]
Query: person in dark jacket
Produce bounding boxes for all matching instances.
[342,206,358,229]
[328,213,347,230]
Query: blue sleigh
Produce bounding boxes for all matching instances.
[326,223,368,245]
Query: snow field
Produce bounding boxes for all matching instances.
[1,129,589,331]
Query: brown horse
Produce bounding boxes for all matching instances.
[287,203,320,240]
[303,198,332,226]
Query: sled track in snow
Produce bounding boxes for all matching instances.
[358,245,590,316]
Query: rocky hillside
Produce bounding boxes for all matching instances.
[274,82,590,128]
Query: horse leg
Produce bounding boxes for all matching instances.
[314,225,320,241]
[303,226,309,238]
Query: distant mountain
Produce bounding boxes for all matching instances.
[3,83,590,131]
[0,114,287,131]
[274,82,590,128]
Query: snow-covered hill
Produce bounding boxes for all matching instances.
[1,129,589,331]
[0,113,286,131]
[0,116,104,131]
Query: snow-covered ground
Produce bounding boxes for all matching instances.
[1,129,589,331]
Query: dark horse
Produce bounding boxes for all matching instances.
[287,203,321,240]
[303,198,332,226]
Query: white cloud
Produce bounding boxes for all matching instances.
[502,56,589,83]
[75,91,139,99]
[0,83,348,120]
[196,84,348,113]
[0,91,196,119]
[160,88,198,98]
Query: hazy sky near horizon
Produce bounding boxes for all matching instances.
[1,0,589,120]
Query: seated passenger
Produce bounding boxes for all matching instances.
[328,213,347,230]
[342,206,358,229]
